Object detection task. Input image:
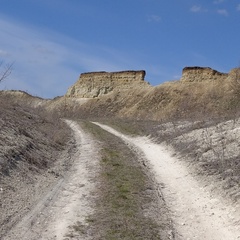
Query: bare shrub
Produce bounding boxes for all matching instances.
[0,61,14,83]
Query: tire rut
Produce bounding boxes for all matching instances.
[3,120,100,240]
[93,122,240,240]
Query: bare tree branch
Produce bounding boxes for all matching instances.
[0,61,14,83]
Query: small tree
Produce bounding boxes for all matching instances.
[0,61,14,83]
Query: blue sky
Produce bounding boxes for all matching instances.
[0,0,240,98]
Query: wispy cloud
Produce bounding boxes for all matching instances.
[190,5,207,13]
[237,4,240,11]
[0,16,139,98]
[0,20,78,97]
[147,14,161,22]
[213,0,225,4]
[190,5,202,12]
[217,9,229,16]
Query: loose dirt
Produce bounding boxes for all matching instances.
[93,122,240,240]
[3,120,100,240]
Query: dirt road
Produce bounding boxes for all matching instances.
[93,122,240,240]
[3,120,240,239]
[3,120,100,240]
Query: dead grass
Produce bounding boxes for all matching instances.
[0,95,70,175]
[167,119,240,203]
[0,92,72,238]
[56,73,240,122]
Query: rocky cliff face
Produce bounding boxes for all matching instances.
[180,67,228,82]
[66,70,150,98]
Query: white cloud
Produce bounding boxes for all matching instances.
[0,16,137,98]
[190,5,202,12]
[217,9,229,16]
[147,15,161,22]
[190,5,207,13]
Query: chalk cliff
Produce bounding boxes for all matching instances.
[66,70,150,98]
[180,67,228,82]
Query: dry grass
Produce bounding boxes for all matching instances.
[47,72,240,123]
[166,119,240,203]
[0,93,70,175]
[0,92,72,238]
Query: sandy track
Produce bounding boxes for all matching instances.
[93,122,240,240]
[4,120,100,240]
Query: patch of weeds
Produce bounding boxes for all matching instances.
[71,222,85,234]
[66,221,87,238]
[85,216,96,224]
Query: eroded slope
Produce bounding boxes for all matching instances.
[0,93,71,238]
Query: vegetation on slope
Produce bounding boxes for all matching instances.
[0,92,71,237]
[50,67,240,123]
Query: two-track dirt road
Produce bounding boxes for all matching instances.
[3,120,240,240]
[93,122,240,240]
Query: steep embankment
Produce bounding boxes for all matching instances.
[0,93,71,238]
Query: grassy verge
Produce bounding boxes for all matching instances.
[68,121,171,240]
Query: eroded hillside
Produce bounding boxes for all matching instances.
[44,66,240,121]
[0,93,72,238]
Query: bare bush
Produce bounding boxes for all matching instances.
[0,61,14,83]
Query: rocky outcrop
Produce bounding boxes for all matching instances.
[180,67,228,82]
[66,70,150,98]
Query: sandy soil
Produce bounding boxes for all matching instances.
[3,120,100,240]
[93,122,240,240]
